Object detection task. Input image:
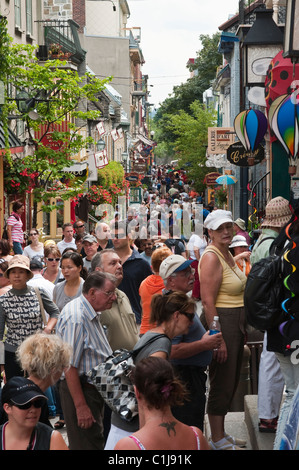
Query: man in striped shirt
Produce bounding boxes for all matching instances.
[56,271,117,450]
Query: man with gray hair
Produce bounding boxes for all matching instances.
[159,254,221,432]
[56,271,117,450]
[91,249,139,351]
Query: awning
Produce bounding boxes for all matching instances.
[135,133,155,147]
[0,121,24,155]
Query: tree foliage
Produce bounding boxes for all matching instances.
[153,32,222,150]
[1,23,111,225]
[164,101,217,191]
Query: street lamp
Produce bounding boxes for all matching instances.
[242,6,283,86]
[96,138,106,152]
[283,0,299,62]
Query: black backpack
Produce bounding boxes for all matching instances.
[244,238,288,331]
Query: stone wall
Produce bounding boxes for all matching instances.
[43,0,73,19]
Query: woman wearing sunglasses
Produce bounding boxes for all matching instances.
[0,376,68,450]
[105,291,196,449]
[23,228,44,261]
[42,245,64,284]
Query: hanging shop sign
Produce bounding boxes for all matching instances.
[227,141,265,167]
[203,172,221,185]
[208,127,235,154]
[125,172,139,182]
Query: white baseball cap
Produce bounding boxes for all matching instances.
[159,255,193,280]
[204,210,233,230]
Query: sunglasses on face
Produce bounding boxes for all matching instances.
[10,399,45,410]
[76,225,85,228]
[180,311,195,321]
[46,258,60,262]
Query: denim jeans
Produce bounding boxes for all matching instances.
[274,352,299,449]
[13,241,23,254]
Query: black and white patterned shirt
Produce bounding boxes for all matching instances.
[0,286,59,352]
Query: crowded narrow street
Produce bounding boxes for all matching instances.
[0,0,299,456]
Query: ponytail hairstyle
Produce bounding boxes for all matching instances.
[132,356,188,409]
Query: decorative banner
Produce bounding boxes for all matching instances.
[96,122,105,136]
[234,109,268,152]
[94,150,108,169]
[117,128,124,139]
[111,129,119,141]
[227,141,265,167]
[281,217,297,317]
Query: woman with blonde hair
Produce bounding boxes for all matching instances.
[115,357,209,450]
[0,332,71,431]
[139,246,172,335]
[17,332,72,386]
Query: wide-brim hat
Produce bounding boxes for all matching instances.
[1,376,47,406]
[234,218,246,231]
[261,197,292,228]
[4,255,33,279]
[204,209,233,231]
[229,235,248,249]
[159,254,193,280]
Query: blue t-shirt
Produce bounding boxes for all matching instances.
[171,315,212,367]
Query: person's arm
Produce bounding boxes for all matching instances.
[50,431,69,450]
[6,225,13,248]
[170,331,222,359]
[38,288,59,333]
[199,251,227,363]
[199,252,222,326]
[64,366,96,429]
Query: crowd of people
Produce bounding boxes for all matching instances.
[0,165,298,451]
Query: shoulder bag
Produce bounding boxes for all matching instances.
[87,333,168,422]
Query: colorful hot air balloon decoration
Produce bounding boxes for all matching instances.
[234,109,268,165]
[268,92,299,175]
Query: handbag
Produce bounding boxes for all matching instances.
[33,287,47,327]
[87,334,168,422]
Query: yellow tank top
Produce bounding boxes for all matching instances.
[199,245,246,308]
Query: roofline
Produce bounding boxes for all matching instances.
[218,0,265,31]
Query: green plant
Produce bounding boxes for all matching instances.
[214,187,227,208]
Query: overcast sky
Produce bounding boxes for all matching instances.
[127,0,240,108]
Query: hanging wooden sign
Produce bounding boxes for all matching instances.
[226,141,265,167]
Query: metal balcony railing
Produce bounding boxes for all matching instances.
[36,19,86,65]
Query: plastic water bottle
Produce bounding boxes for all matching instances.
[209,316,221,335]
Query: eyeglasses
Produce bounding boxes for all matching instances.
[101,290,116,298]
[173,267,194,278]
[76,225,85,228]
[46,258,60,262]
[215,223,234,232]
[10,399,45,410]
[180,311,195,321]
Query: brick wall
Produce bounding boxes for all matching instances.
[73,0,86,32]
